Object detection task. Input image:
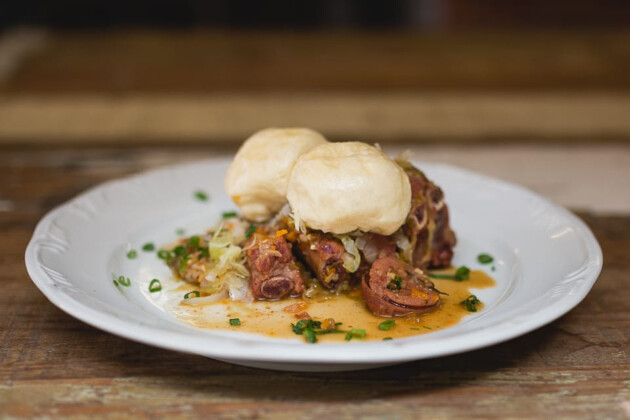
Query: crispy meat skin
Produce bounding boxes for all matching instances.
[244,232,306,299]
[362,256,440,317]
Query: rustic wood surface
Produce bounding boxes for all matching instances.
[1,146,629,419]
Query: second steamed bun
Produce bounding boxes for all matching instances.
[287,142,411,235]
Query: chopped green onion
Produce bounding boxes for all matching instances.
[173,245,186,256]
[491,266,496,272]
[456,266,470,278]
[113,280,119,287]
[176,228,186,235]
[304,328,316,343]
[292,319,321,334]
[194,190,209,202]
[157,249,172,260]
[222,211,238,219]
[229,318,241,326]
[423,326,432,330]
[345,328,366,341]
[410,327,420,331]
[142,243,155,252]
[184,291,200,299]
[117,275,131,287]
[460,295,481,312]
[290,319,347,343]
[386,276,403,290]
[179,255,189,274]
[188,235,200,248]
[477,253,494,264]
[429,266,470,281]
[245,224,256,239]
[126,250,137,259]
[378,319,396,331]
[383,337,393,341]
[148,279,162,293]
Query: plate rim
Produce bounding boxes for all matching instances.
[25,159,603,366]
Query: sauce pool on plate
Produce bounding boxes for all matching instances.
[163,267,495,342]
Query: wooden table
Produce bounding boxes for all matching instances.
[1,29,630,419]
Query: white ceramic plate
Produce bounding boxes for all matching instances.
[25,158,602,372]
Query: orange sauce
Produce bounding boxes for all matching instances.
[164,267,495,342]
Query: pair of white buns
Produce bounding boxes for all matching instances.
[224,128,411,235]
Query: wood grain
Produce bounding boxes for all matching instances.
[1,147,629,419]
[1,93,630,145]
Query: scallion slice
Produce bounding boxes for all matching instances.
[222,211,238,219]
[117,275,131,287]
[245,224,256,239]
[157,249,172,260]
[460,295,481,312]
[378,319,396,331]
[184,291,200,299]
[148,279,162,293]
[429,265,470,281]
[344,328,366,341]
[194,190,209,202]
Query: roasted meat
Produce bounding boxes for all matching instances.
[295,231,350,289]
[362,256,440,317]
[397,160,456,269]
[244,231,307,299]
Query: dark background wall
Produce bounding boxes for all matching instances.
[3,0,629,30]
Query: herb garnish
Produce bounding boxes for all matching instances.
[142,243,155,252]
[194,190,209,202]
[477,253,494,264]
[179,255,190,274]
[387,276,403,290]
[176,228,186,235]
[148,279,162,293]
[126,250,137,259]
[116,275,131,287]
[245,224,256,239]
[291,319,345,343]
[460,295,481,312]
[222,211,238,219]
[429,266,470,281]
[229,318,241,326]
[378,319,396,331]
[188,235,200,248]
[157,249,172,260]
[345,328,367,341]
[184,291,200,299]
[383,337,393,341]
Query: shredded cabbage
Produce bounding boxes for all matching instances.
[199,229,251,301]
[337,235,361,273]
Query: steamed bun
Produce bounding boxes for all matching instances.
[225,128,328,221]
[287,142,411,235]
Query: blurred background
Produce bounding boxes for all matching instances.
[0,0,629,145]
